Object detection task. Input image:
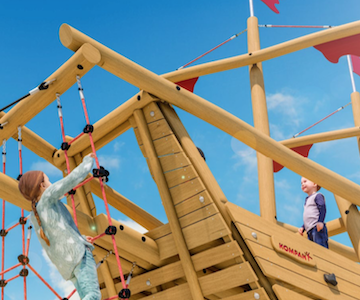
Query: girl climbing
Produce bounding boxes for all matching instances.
[18,153,101,300]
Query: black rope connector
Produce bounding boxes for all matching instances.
[18,254,29,265]
[62,298,69,300]
[83,124,94,134]
[93,166,109,182]
[61,142,70,151]
[105,226,117,236]
[0,229,7,237]
[38,82,49,90]
[19,217,27,225]
[19,268,28,277]
[68,189,76,195]
[0,280,7,288]
[0,125,3,130]
[118,288,131,299]
[17,174,22,181]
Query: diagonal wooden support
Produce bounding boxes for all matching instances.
[0,43,101,141]
[133,108,205,300]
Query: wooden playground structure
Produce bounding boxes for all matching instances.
[1,11,360,300]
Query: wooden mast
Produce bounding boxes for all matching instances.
[247,16,277,223]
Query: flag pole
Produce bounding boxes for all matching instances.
[249,0,254,17]
[347,55,357,92]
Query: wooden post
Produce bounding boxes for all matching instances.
[60,21,360,84]
[133,109,205,300]
[247,16,276,223]
[351,92,360,151]
[0,43,101,142]
[326,217,346,236]
[333,194,360,260]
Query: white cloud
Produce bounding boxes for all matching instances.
[270,123,286,141]
[30,161,62,176]
[113,141,125,152]
[118,219,147,234]
[267,92,304,128]
[97,154,121,170]
[41,249,80,300]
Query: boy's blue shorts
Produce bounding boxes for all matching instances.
[307,224,328,249]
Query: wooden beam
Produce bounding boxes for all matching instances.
[0,43,101,142]
[60,21,360,83]
[334,194,360,260]
[89,179,163,231]
[247,16,276,223]
[58,24,360,208]
[53,92,155,168]
[133,108,204,300]
[280,127,360,148]
[326,217,346,237]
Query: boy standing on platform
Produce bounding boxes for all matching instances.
[298,177,328,249]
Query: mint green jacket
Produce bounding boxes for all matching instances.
[30,156,95,280]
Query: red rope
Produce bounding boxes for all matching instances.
[56,94,78,226]
[259,24,333,28]
[76,76,127,291]
[1,140,6,300]
[67,288,77,299]
[68,132,85,146]
[177,29,247,70]
[0,263,22,276]
[27,264,62,300]
[293,102,351,138]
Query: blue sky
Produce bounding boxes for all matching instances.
[1,1,360,299]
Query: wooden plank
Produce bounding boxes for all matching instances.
[272,284,313,300]
[191,241,243,271]
[164,165,198,189]
[222,289,269,300]
[199,262,257,296]
[140,284,191,300]
[146,203,219,240]
[259,258,358,300]
[159,152,191,172]
[175,190,213,218]
[227,202,360,275]
[133,127,143,146]
[157,214,231,260]
[221,288,270,300]
[143,102,164,124]
[148,118,173,140]
[248,240,360,299]
[170,177,206,205]
[128,261,184,294]
[153,134,182,156]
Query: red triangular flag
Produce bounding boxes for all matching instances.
[260,0,280,14]
[314,33,360,63]
[273,144,313,172]
[351,55,360,77]
[175,77,199,92]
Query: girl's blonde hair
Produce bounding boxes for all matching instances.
[18,171,50,246]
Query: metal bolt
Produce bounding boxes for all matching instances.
[254,292,260,299]
[251,232,257,239]
[199,196,204,203]
[146,280,151,286]
[150,111,155,117]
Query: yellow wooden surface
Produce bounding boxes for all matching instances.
[159,152,191,172]
[227,202,360,300]
[143,102,163,123]
[157,213,231,260]
[199,262,257,296]
[148,118,173,140]
[170,177,206,205]
[153,134,182,157]
[191,241,243,270]
[272,284,313,300]
[221,288,269,300]
[140,284,192,300]
[175,190,213,218]
[94,213,162,267]
[327,217,345,237]
[164,165,198,188]
[129,261,184,294]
